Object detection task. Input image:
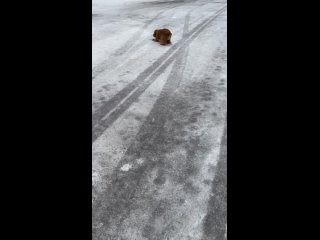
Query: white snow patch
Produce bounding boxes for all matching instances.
[120,163,133,171]
[136,158,144,164]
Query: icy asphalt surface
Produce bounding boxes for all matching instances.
[92,0,227,239]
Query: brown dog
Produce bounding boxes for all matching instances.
[153,28,172,45]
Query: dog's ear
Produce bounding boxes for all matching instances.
[153,30,157,37]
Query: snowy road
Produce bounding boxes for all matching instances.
[92,0,227,239]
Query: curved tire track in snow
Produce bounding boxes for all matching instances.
[92,4,227,143]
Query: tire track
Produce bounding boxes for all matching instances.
[173,8,190,89]
[92,5,227,143]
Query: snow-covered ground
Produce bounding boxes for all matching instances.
[92,0,227,239]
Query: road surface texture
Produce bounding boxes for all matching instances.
[92,0,227,239]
